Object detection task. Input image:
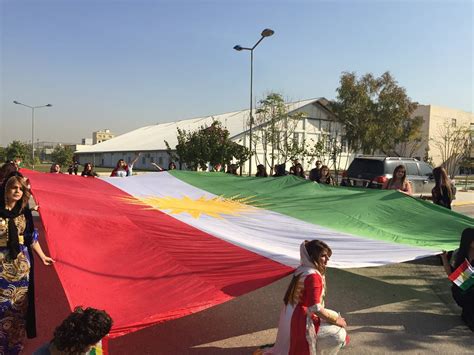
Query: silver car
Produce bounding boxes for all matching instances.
[345,156,435,198]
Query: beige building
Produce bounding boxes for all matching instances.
[92,129,115,144]
[405,105,473,169]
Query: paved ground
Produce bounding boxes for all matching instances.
[24,197,474,354]
[107,259,474,355]
[452,190,474,207]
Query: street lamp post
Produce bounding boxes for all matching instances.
[13,100,52,169]
[234,28,274,176]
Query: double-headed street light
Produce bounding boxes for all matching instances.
[234,28,274,176]
[13,100,53,169]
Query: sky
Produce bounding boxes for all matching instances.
[1,0,472,146]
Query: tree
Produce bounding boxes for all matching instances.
[306,134,345,184]
[307,135,331,166]
[253,93,307,172]
[0,147,6,163]
[5,141,33,166]
[396,136,426,158]
[51,145,74,167]
[431,122,471,178]
[459,137,473,190]
[166,121,250,171]
[333,71,423,155]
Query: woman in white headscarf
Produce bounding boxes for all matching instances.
[256,240,348,355]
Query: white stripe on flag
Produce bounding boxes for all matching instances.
[103,172,436,268]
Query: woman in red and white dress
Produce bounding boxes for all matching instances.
[260,240,348,355]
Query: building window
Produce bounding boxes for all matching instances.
[341,136,347,153]
[158,157,163,165]
[293,132,299,146]
[142,157,146,164]
[452,118,457,127]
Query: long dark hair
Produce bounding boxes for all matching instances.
[2,173,31,210]
[305,239,332,274]
[454,228,474,269]
[0,173,31,259]
[50,163,59,173]
[52,306,113,353]
[256,164,268,177]
[388,165,407,188]
[115,159,127,169]
[0,162,18,185]
[291,163,305,178]
[283,240,332,305]
[273,163,286,177]
[433,166,453,200]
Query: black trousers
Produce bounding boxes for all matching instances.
[452,285,474,329]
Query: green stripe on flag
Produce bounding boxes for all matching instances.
[170,171,472,250]
[460,276,474,291]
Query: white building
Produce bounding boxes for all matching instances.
[75,98,354,173]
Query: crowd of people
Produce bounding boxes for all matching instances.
[253,160,337,186]
[0,156,471,353]
[253,160,459,210]
[49,161,100,178]
[48,153,182,178]
[35,153,459,208]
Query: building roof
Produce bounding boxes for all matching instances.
[76,98,322,154]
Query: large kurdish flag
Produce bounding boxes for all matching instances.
[26,170,472,337]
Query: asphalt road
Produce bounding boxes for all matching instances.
[454,204,474,219]
[24,205,474,354]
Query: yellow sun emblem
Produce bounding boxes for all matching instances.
[127,195,257,219]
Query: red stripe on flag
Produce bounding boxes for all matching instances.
[102,336,109,355]
[448,259,470,282]
[24,171,292,337]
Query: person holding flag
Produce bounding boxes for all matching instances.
[255,240,348,355]
[0,172,55,353]
[441,228,474,331]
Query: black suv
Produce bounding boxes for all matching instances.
[345,156,434,197]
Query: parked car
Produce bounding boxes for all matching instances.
[344,156,435,197]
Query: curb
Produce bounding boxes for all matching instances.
[452,201,474,207]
